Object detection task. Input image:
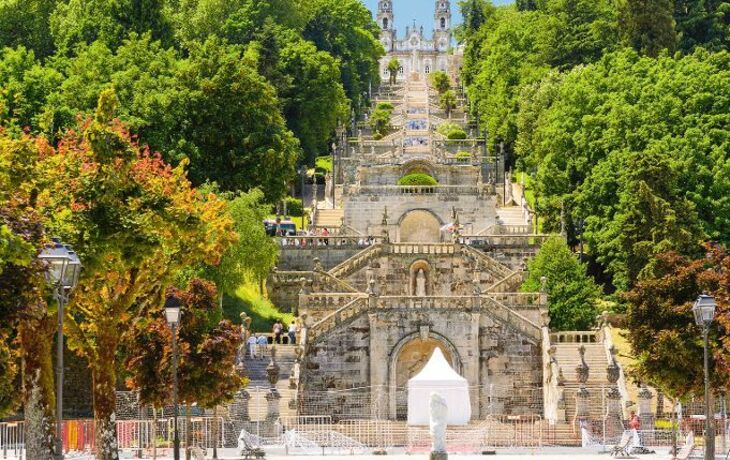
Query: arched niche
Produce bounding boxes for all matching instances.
[399,209,442,243]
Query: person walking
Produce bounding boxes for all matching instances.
[288,321,297,345]
[273,320,283,344]
[248,334,258,359]
[256,333,268,359]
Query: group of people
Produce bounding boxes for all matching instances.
[246,320,298,359]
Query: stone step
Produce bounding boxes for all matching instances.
[314,209,344,227]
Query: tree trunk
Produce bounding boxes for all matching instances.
[211,406,219,459]
[92,333,120,460]
[20,318,56,460]
[152,407,157,460]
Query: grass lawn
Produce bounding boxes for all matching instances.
[265,212,310,231]
[223,281,294,333]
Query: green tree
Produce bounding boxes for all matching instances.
[387,57,400,85]
[440,89,458,118]
[36,90,236,460]
[617,0,677,56]
[302,0,383,115]
[429,70,451,95]
[674,0,730,52]
[0,0,60,58]
[277,35,348,163]
[523,236,602,330]
[49,0,172,53]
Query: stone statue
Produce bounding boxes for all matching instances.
[416,269,427,297]
[429,392,448,459]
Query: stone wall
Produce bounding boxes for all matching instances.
[344,193,497,238]
[277,247,361,272]
[300,307,543,420]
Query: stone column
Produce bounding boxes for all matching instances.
[368,312,388,419]
[574,345,591,428]
[638,384,654,430]
[605,346,624,438]
[266,346,281,421]
[230,389,251,422]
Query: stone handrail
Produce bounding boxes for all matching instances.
[348,185,487,196]
[328,243,385,279]
[306,296,370,344]
[315,271,359,293]
[388,243,455,255]
[480,296,542,343]
[549,331,600,343]
[304,294,541,347]
[270,270,312,285]
[486,271,526,293]
[488,292,542,309]
[461,245,513,279]
[278,236,381,249]
[461,234,553,248]
[302,292,367,311]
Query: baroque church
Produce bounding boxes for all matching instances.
[376,0,458,79]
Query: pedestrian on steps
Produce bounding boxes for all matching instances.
[273,320,283,344]
[288,321,297,345]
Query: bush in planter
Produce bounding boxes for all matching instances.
[398,173,438,186]
[284,196,304,217]
[455,151,472,162]
[446,128,467,140]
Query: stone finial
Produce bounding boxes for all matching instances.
[240,312,252,334]
[339,216,346,234]
[266,346,280,387]
[576,345,590,384]
[607,346,621,385]
[540,310,551,327]
[540,276,547,293]
[298,277,308,296]
[312,257,324,272]
[638,383,653,401]
[381,206,389,226]
[294,346,304,363]
[366,278,377,296]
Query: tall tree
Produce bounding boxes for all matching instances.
[624,245,730,399]
[0,0,60,58]
[523,236,602,330]
[617,0,677,56]
[674,0,730,52]
[36,90,236,460]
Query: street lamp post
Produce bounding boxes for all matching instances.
[165,297,183,460]
[38,239,82,460]
[299,166,307,232]
[694,294,717,460]
[331,142,337,209]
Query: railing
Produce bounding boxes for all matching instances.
[278,236,381,249]
[481,296,542,343]
[302,293,368,311]
[388,243,455,255]
[316,271,359,293]
[461,245,513,279]
[306,297,370,344]
[486,271,526,293]
[462,233,553,248]
[376,296,474,310]
[550,331,600,344]
[270,270,312,285]
[347,185,486,196]
[328,244,385,279]
[488,292,542,309]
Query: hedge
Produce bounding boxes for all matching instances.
[398,173,439,186]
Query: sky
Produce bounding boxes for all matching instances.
[362,0,513,34]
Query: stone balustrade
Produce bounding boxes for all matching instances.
[302,293,368,312]
[328,244,385,279]
[488,292,542,309]
[461,245,513,279]
[376,295,473,310]
[347,184,487,196]
[306,296,370,344]
[387,243,455,255]
[486,271,526,293]
[278,236,383,249]
[461,233,552,248]
[549,331,600,344]
[270,270,312,285]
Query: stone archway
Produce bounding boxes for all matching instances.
[399,209,441,242]
[388,332,462,420]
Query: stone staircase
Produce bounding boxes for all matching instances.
[312,208,344,229]
[553,342,611,423]
[496,206,528,227]
[243,345,299,421]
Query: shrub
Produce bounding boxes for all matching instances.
[436,122,461,136]
[315,156,332,173]
[398,173,438,186]
[284,196,304,217]
[446,128,467,140]
[376,102,394,111]
[455,151,472,162]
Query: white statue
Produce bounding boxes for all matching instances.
[429,392,448,455]
[416,269,427,297]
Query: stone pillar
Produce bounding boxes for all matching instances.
[266,346,281,421]
[574,345,591,427]
[368,313,389,419]
[638,384,654,429]
[230,389,251,422]
[605,346,624,438]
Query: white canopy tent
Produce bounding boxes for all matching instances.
[407,348,471,426]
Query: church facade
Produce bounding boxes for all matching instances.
[377,0,458,79]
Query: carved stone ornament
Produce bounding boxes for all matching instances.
[266,346,280,387]
[575,345,590,384]
[607,346,621,385]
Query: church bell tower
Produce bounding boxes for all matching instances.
[377,0,395,52]
[433,0,452,52]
